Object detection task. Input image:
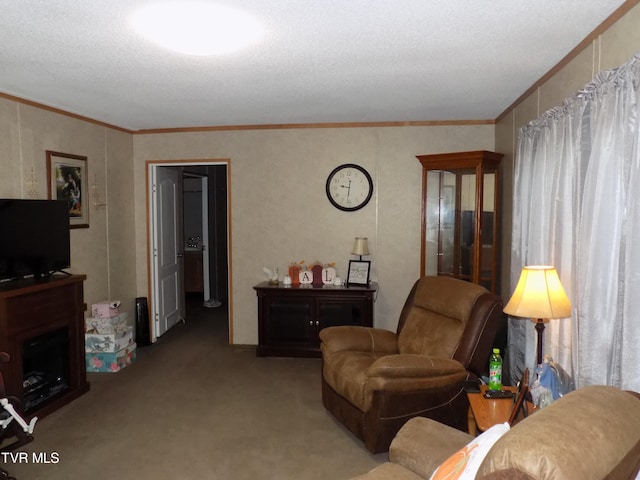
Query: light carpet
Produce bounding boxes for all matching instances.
[3,296,385,479]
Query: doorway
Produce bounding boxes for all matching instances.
[147,160,230,343]
[183,173,211,303]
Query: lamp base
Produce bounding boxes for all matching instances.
[534,318,545,366]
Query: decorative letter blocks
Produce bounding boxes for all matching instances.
[299,270,313,284]
[322,267,336,285]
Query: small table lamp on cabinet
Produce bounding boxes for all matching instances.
[503,266,571,366]
[351,237,370,260]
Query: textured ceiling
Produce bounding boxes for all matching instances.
[0,1,629,131]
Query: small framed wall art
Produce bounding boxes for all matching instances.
[46,150,89,228]
[347,260,371,286]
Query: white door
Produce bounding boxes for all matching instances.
[151,166,185,338]
[200,177,211,301]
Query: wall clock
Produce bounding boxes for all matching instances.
[325,163,373,212]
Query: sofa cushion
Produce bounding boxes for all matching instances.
[398,309,464,357]
[398,277,487,357]
[428,422,510,480]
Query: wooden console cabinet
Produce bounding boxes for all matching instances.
[254,281,377,357]
[0,274,89,419]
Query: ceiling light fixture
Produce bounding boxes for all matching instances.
[129,2,264,56]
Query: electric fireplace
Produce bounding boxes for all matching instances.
[0,274,89,419]
[22,327,70,412]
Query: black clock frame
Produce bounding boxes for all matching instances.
[325,163,373,212]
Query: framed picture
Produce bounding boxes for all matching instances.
[347,260,371,286]
[46,150,89,228]
[508,368,530,425]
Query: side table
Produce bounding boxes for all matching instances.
[467,385,533,435]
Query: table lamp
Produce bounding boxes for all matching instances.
[503,265,571,365]
[351,237,370,260]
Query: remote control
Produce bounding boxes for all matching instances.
[483,390,514,399]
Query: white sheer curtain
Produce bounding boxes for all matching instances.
[511,53,640,391]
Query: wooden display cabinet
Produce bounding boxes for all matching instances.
[254,281,377,357]
[417,150,502,293]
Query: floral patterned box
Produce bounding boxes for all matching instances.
[86,343,136,373]
[85,327,134,353]
[85,313,128,334]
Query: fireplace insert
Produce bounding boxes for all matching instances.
[22,327,70,412]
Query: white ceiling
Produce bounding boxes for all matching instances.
[0,1,628,131]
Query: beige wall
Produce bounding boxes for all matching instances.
[496,2,640,298]
[105,128,138,309]
[0,99,135,322]
[133,126,494,344]
[0,98,494,345]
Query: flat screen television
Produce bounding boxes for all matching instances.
[0,199,71,281]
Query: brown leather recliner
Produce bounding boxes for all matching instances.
[320,276,506,453]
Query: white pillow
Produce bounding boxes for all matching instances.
[429,422,510,480]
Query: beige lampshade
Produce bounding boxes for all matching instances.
[503,266,571,320]
[351,237,370,256]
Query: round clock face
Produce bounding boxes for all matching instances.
[326,164,373,211]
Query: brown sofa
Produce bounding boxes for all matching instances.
[320,276,506,453]
[350,385,640,480]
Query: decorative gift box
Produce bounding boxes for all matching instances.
[85,327,134,353]
[85,312,129,334]
[91,301,121,318]
[86,343,136,373]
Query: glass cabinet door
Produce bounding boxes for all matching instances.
[417,151,502,293]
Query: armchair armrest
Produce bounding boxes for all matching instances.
[368,355,466,378]
[389,417,473,479]
[365,355,468,395]
[320,326,399,354]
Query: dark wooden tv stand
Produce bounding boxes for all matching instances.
[0,274,89,420]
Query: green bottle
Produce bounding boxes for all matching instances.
[488,348,503,390]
